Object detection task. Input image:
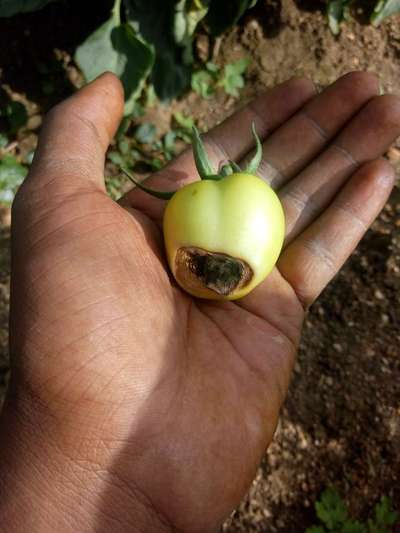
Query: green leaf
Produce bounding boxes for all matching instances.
[131,102,145,119]
[151,52,191,102]
[173,0,208,45]
[163,130,177,159]
[173,0,208,65]
[218,57,249,97]
[371,0,400,25]
[315,488,348,529]
[105,175,123,200]
[144,84,157,107]
[342,520,367,533]
[205,0,258,36]
[191,70,215,98]
[373,496,399,527]
[149,157,164,170]
[0,0,55,17]
[2,101,28,133]
[108,151,125,166]
[75,12,154,114]
[135,122,157,144]
[0,133,8,148]
[118,139,130,155]
[0,154,28,204]
[125,0,191,101]
[24,150,35,165]
[305,527,326,533]
[206,61,220,73]
[116,116,131,140]
[327,0,349,35]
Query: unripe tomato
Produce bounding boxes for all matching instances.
[122,123,285,300]
[163,172,284,300]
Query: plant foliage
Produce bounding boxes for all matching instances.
[75,0,257,108]
[1,101,28,134]
[205,0,257,35]
[327,0,400,33]
[191,58,249,99]
[371,0,400,26]
[0,0,55,17]
[0,155,27,204]
[306,488,399,533]
[0,0,257,109]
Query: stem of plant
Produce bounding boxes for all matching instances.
[112,0,122,26]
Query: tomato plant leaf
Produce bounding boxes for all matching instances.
[371,0,400,25]
[315,488,348,529]
[75,13,154,115]
[163,130,177,160]
[0,133,8,149]
[0,0,55,17]
[151,52,191,102]
[173,0,209,64]
[0,155,27,204]
[2,101,28,133]
[125,0,191,101]
[373,496,399,527]
[342,520,366,533]
[191,70,215,98]
[173,0,209,45]
[327,0,347,34]
[205,0,258,36]
[135,122,157,144]
[218,57,249,97]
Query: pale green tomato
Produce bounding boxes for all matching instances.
[163,172,285,300]
[121,123,285,300]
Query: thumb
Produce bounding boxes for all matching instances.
[25,72,124,193]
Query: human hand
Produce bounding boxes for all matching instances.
[1,72,399,532]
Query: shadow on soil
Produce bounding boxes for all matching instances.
[0,0,112,109]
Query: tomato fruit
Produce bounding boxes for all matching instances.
[122,124,285,300]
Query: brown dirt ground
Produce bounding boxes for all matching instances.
[0,0,399,530]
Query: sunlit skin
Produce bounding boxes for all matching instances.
[0,72,399,532]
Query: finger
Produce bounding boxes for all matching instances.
[194,77,316,168]
[26,72,124,193]
[278,159,395,308]
[120,77,316,221]
[240,71,380,188]
[280,94,400,243]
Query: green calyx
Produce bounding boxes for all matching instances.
[120,122,262,200]
[192,121,262,180]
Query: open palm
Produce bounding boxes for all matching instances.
[6,72,399,532]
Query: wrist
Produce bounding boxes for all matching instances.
[0,388,172,533]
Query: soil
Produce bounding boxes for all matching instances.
[0,0,399,530]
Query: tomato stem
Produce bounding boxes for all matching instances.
[229,160,242,173]
[220,164,233,177]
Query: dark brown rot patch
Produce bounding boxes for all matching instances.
[175,247,253,296]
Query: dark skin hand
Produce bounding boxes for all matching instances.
[0,71,399,532]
